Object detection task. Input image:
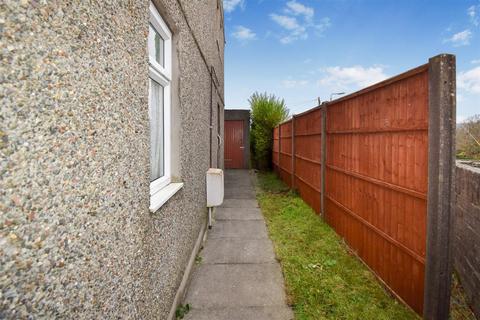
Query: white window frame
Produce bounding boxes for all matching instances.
[148,2,182,212]
[149,2,172,80]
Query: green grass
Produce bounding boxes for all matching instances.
[255,172,419,320]
[175,303,190,319]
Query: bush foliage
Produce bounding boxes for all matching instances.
[456,114,480,160]
[249,92,289,170]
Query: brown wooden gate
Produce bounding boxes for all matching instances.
[225,120,245,169]
[272,55,456,318]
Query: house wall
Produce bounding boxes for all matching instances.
[1,0,224,319]
[453,162,480,318]
[225,109,251,169]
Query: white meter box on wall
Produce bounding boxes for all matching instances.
[206,168,224,207]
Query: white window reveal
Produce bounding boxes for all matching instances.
[148,2,182,212]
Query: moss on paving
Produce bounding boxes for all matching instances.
[255,172,419,320]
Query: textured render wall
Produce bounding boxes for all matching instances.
[1,0,224,319]
[167,0,224,171]
[453,162,480,318]
[182,0,225,170]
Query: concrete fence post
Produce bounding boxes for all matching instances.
[423,54,456,320]
[320,103,327,219]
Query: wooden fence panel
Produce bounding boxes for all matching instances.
[279,121,293,187]
[271,57,458,317]
[273,126,279,171]
[325,67,429,313]
[294,108,323,213]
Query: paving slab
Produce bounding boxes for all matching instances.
[215,207,263,221]
[182,170,292,319]
[220,199,258,208]
[225,178,253,185]
[208,220,268,239]
[185,264,288,308]
[224,189,256,199]
[224,179,253,186]
[184,306,294,320]
[201,239,276,264]
[224,169,253,180]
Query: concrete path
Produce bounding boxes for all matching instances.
[183,170,293,320]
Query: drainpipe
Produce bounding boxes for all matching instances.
[209,66,214,168]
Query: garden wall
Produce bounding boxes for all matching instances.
[273,54,456,318]
[454,162,480,318]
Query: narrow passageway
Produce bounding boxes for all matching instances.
[183,170,293,320]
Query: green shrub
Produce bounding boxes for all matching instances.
[249,92,289,170]
[456,114,480,160]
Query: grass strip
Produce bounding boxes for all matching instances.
[255,171,419,320]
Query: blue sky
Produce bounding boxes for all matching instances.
[223,0,480,122]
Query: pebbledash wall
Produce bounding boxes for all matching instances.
[1,0,224,319]
[453,162,480,318]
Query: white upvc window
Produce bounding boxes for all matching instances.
[148,2,182,212]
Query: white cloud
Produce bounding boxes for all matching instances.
[457,93,464,103]
[282,79,309,88]
[223,0,244,13]
[444,29,473,46]
[270,14,302,31]
[471,59,480,64]
[468,4,479,26]
[318,66,388,89]
[285,0,314,23]
[269,1,330,44]
[270,14,307,43]
[279,34,304,44]
[315,17,331,33]
[458,66,480,94]
[232,25,257,41]
[457,115,467,124]
[442,4,478,47]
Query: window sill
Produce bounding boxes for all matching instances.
[149,182,184,213]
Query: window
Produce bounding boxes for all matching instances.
[148,2,182,212]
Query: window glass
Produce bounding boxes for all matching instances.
[148,2,174,209]
[148,24,165,67]
[149,79,164,181]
